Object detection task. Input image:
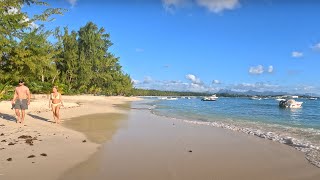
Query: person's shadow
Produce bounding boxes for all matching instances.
[0,113,16,122]
[27,114,50,122]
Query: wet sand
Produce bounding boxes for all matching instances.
[63,113,129,144]
[60,104,320,180]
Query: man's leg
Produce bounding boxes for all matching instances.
[15,109,20,123]
[21,110,25,123]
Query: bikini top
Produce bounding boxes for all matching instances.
[51,93,60,100]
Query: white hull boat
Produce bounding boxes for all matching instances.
[279,99,303,108]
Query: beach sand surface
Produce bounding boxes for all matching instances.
[0,95,139,180]
[60,104,320,180]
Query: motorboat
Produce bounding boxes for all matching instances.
[158,97,167,100]
[201,95,218,101]
[166,97,178,100]
[250,96,262,100]
[309,97,318,100]
[279,99,303,108]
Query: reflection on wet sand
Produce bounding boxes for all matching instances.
[63,112,129,144]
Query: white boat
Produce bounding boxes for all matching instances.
[250,96,262,100]
[309,97,318,100]
[279,99,303,108]
[158,97,167,100]
[166,97,178,100]
[275,98,286,101]
[201,95,218,101]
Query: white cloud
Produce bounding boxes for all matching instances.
[267,65,273,73]
[132,79,140,85]
[311,43,320,51]
[6,7,19,15]
[249,65,264,75]
[162,0,240,13]
[4,6,39,29]
[134,79,212,92]
[196,0,240,13]
[66,0,77,7]
[20,16,39,29]
[143,76,153,84]
[135,48,144,52]
[162,0,189,13]
[230,82,280,91]
[292,51,303,58]
[185,74,202,84]
[212,80,221,84]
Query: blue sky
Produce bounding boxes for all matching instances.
[27,0,320,94]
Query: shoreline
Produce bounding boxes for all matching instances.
[1,96,320,179]
[60,101,320,180]
[0,95,140,180]
[151,110,320,168]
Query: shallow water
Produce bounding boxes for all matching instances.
[147,97,320,146]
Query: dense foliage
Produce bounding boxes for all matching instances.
[0,0,133,99]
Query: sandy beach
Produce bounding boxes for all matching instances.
[61,101,320,180]
[1,97,320,180]
[0,95,139,180]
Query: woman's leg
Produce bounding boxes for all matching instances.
[55,105,61,124]
[52,105,57,123]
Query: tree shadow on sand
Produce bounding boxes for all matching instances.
[27,113,49,122]
[0,113,16,122]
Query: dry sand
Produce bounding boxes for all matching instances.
[0,95,139,180]
[60,102,320,180]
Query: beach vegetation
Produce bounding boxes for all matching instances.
[0,1,133,100]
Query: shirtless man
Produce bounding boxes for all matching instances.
[11,79,31,123]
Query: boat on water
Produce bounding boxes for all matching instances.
[167,97,178,100]
[279,99,303,108]
[275,98,286,101]
[250,96,262,100]
[309,97,318,100]
[201,95,218,101]
[158,97,168,100]
[158,97,178,100]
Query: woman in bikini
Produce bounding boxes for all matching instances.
[49,86,64,124]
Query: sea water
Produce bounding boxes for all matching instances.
[145,97,320,146]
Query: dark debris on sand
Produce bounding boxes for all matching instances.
[18,135,37,146]
[27,155,35,158]
[18,135,32,139]
[8,142,15,145]
[7,158,12,161]
[25,139,34,146]
[0,133,4,136]
[82,140,87,143]
[1,139,6,142]
[40,153,47,157]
